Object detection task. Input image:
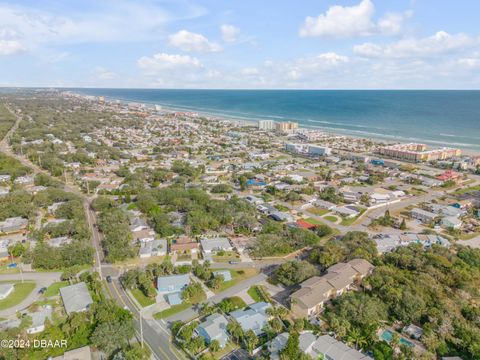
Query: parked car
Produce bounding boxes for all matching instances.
[106,276,112,283]
[38,287,47,294]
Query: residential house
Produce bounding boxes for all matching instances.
[129,217,149,232]
[139,239,167,258]
[313,199,336,210]
[441,216,462,229]
[200,237,233,254]
[0,306,53,334]
[196,313,230,348]
[170,236,199,254]
[334,206,359,219]
[291,259,374,318]
[411,208,437,223]
[0,217,28,233]
[307,334,372,360]
[229,302,271,336]
[60,282,93,315]
[157,274,190,294]
[374,233,451,254]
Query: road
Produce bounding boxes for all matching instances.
[106,278,185,360]
[0,272,61,318]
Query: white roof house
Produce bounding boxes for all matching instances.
[60,282,93,315]
[200,237,233,254]
[139,239,167,258]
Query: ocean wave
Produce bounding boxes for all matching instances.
[306,118,387,131]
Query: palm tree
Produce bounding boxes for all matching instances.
[346,328,368,350]
[209,339,220,353]
[227,320,243,343]
[243,329,258,355]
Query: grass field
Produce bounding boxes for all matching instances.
[215,268,259,293]
[324,215,338,223]
[247,285,268,303]
[131,288,155,307]
[44,281,70,297]
[453,185,480,195]
[304,217,325,225]
[307,207,330,216]
[153,302,191,319]
[0,282,36,310]
[153,289,206,319]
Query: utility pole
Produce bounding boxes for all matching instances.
[140,308,144,348]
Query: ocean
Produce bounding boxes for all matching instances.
[74,89,480,152]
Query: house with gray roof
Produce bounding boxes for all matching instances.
[411,208,437,223]
[60,282,93,315]
[200,237,233,254]
[0,306,52,334]
[52,346,92,360]
[308,334,372,360]
[0,217,28,233]
[196,313,229,348]
[157,274,190,294]
[139,239,167,258]
[229,302,271,336]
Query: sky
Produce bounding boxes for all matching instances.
[0,0,480,89]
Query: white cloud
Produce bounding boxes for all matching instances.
[354,31,478,58]
[94,66,117,80]
[0,1,207,53]
[0,39,24,55]
[241,67,260,76]
[221,24,240,43]
[299,0,409,38]
[137,53,202,75]
[168,30,222,53]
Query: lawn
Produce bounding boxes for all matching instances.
[131,288,155,307]
[340,209,366,226]
[307,207,330,216]
[304,217,325,225]
[247,285,268,303]
[453,184,480,195]
[44,281,69,297]
[0,282,36,310]
[212,251,240,263]
[324,215,338,223]
[153,289,206,319]
[215,268,259,293]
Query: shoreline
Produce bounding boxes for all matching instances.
[73,91,480,156]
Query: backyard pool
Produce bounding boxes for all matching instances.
[380,330,414,347]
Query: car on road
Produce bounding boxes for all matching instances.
[229,261,240,265]
[106,275,112,283]
[38,287,47,294]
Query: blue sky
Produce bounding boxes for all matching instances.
[1,0,480,89]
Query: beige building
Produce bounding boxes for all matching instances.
[275,121,298,133]
[379,143,461,162]
[290,259,374,318]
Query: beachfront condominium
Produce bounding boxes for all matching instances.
[379,143,461,162]
[275,121,299,133]
[258,119,275,131]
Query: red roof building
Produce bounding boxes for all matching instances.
[296,219,317,230]
[436,170,462,182]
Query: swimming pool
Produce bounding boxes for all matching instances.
[380,330,414,347]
